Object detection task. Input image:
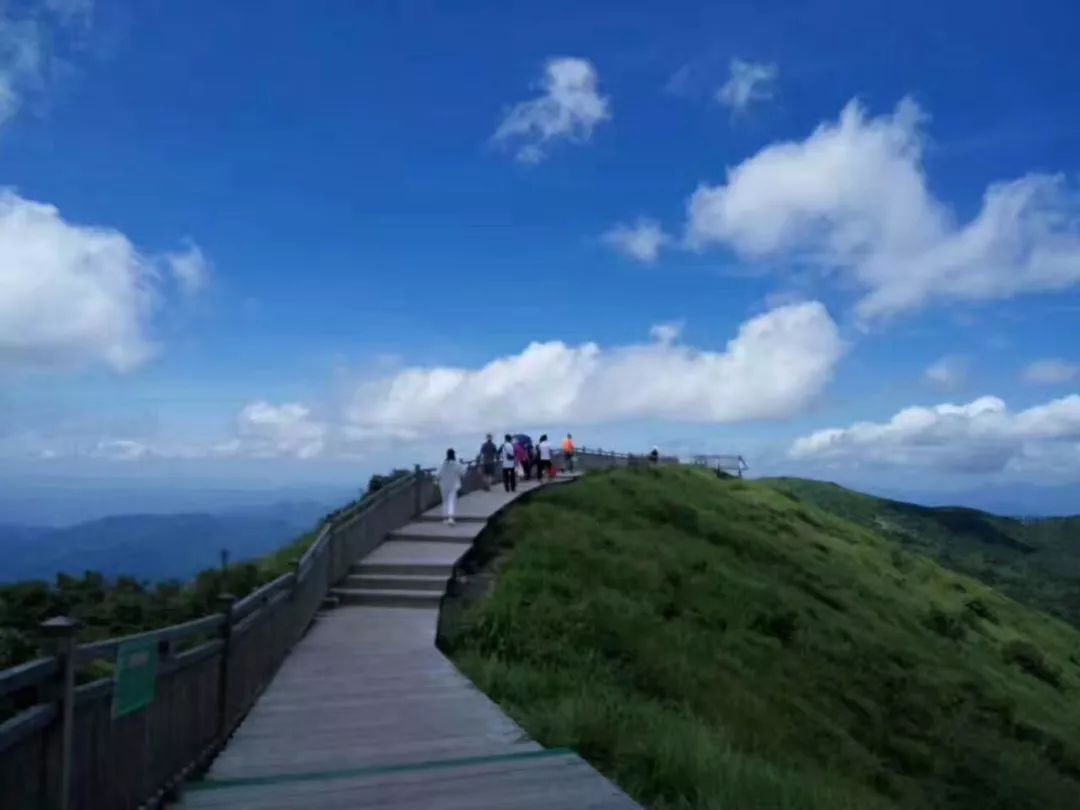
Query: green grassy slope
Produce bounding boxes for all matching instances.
[765,478,1080,629]
[441,467,1080,810]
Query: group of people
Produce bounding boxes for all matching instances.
[435,432,577,524]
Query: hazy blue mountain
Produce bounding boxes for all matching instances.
[861,481,1080,518]
[0,474,357,526]
[0,500,335,583]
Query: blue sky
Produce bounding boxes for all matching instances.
[2,0,1080,507]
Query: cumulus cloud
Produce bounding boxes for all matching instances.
[44,0,93,24]
[716,58,778,112]
[345,302,843,438]
[924,355,969,391]
[167,242,210,295]
[47,401,327,462]
[790,395,1080,474]
[235,401,327,460]
[493,57,610,163]
[603,218,668,262]
[0,17,42,125]
[0,189,208,373]
[648,321,683,345]
[685,98,1080,320]
[0,0,91,126]
[1022,359,1078,386]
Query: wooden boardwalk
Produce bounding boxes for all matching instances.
[179,478,640,809]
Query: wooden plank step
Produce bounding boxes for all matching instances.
[340,574,448,592]
[416,513,487,524]
[362,540,471,569]
[329,588,442,608]
[351,562,453,577]
[388,522,483,543]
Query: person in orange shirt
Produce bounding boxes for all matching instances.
[561,433,576,473]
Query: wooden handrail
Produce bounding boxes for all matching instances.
[74,613,227,667]
[0,657,57,698]
[232,573,296,623]
[0,448,741,809]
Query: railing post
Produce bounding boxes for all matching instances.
[325,527,336,590]
[40,616,79,810]
[291,557,303,593]
[216,594,235,741]
[413,463,422,516]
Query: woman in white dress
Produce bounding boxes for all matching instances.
[437,448,466,525]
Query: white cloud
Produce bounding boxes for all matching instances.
[36,400,327,462]
[0,189,208,373]
[493,57,610,163]
[648,321,683,345]
[1022,359,1078,386]
[167,242,210,295]
[716,58,778,112]
[44,0,93,25]
[603,218,668,262]
[235,401,327,459]
[790,394,1080,474]
[685,98,1080,320]
[345,302,843,437]
[0,1,92,126]
[90,438,151,461]
[0,18,42,126]
[924,355,969,391]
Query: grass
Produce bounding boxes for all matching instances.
[440,466,1080,810]
[764,477,1080,629]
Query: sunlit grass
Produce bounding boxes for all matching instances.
[442,466,1080,810]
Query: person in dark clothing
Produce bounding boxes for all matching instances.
[479,433,498,491]
[523,443,536,481]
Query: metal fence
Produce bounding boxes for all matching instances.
[0,463,484,810]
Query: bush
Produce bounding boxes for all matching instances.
[1003,640,1062,688]
[752,609,800,644]
[924,607,966,641]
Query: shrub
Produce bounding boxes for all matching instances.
[752,609,800,644]
[924,607,966,641]
[1003,640,1062,688]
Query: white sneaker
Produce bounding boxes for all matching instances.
[448,518,455,525]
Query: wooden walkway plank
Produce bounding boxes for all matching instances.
[178,477,641,809]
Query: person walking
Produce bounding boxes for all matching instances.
[514,437,529,481]
[537,434,553,481]
[479,433,498,491]
[437,448,466,525]
[562,433,576,472]
[500,434,518,492]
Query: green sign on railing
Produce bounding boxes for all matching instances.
[112,637,158,718]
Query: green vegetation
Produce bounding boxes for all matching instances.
[441,466,1080,810]
[0,469,404,678]
[765,478,1080,629]
[0,529,320,673]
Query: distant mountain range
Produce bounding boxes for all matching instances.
[0,500,335,583]
[856,481,1080,518]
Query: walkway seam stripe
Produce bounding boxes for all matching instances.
[186,747,577,792]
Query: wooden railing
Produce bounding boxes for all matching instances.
[0,447,719,809]
[0,462,484,810]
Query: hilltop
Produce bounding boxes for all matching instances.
[765,478,1080,629]
[441,466,1080,810]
